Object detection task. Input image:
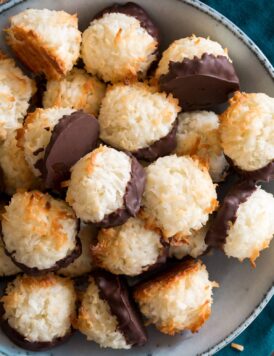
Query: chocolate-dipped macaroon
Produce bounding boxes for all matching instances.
[0,274,76,351]
[206,181,274,266]
[220,92,274,182]
[66,146,145,227]
[134,259,218,335]
[92,216,167,276]
[175,111,229,182]
[155,35,239,110]
[81,2,159,83]
[141,155,218,244]
[76,270,147,349]
[23,107,99,189]
[58,223,97,278]
[99,83,180,161]
[1,191,81,275]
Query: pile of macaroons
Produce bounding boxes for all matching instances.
[0,2,273,352]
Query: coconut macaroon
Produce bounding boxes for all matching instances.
[99,83,180,161]
[0,274,76,350]
[1,191,80,274]
[134,259,218,335]
[43,68,106,116]
[142,155,218,244]
[169,224,208,259]
[155,35,239,110]
[76,270,147,349]
[81,2,159,83]
[0,54,36,140]
[206,182,274,266]
[0,84,17,141]
[220,92,274,182]
[22,107,99,188]
[66,146,145,227]
[0,52,36,120]
[92,217,166,276]
[58,223,97,277]
[0,128,37,195]
[175,111,229,182]
[23,107,75,176]
[6,9,81,79]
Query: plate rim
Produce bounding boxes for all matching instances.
[0,0,273,355]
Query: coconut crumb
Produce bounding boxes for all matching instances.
[231,343,244,352]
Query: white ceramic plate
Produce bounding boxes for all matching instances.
[0,0,273,355]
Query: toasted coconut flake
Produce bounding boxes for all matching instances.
[231,343,244,352]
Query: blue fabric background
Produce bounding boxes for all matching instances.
[203,0,274,64]
[202,1,274,355]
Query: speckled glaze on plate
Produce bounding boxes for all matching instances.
[0,0,273,355]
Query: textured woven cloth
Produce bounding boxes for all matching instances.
[203,0,274,65]
[202,1,274,355]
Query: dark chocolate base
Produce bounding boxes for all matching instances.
[216,169,239,203]
[132,119,178,162]
[94,2,160,43]
[0,193,11,207]
[129,257,183,288]
[73,273,90,293]
[93,155,146,228]
[0,167,6,195]
[226,156,274,183]
[92,269,147,347]
[0,274,18,282]
[134,257,196,290]
[159,53,240,111]
[44,186,67,200]
[2,235,82,276]
[0,303,73,351]
[205,180,256,248]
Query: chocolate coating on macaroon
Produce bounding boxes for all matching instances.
[226,156,274,183]
[239,160,274,182]
[94,155,146,228]
[159,53,240,110]
[205,181,256,248]
[133,119,178,162]
[0,303,73,351]
[93,269,147,347]
[135,257,196,289]
[94,2,160,43]
[2,234,82,276]
[43,110,99,189]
